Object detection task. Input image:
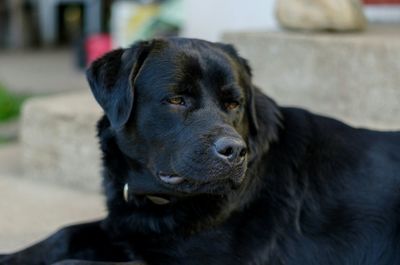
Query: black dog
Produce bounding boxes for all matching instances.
[2,38,400,265]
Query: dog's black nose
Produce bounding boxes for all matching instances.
[214,137,247,164]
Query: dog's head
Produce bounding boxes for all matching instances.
[87,38,280,233]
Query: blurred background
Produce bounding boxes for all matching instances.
[0,0,399,253]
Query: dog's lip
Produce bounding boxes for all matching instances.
[158,172,186,185]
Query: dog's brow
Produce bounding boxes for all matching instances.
[220,84,243,99]
[170,84,192,95]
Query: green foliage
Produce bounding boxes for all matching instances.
[0,137,7,145]
[0,84,26,122]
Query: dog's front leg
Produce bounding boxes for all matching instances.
[0,220,131,265]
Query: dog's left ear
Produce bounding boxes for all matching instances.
[86,41,153,129]
[216,43,259,135]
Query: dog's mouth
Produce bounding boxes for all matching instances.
[142,173,185,205]
[142,172,192,205]
[141,173,185,205]
[123,167,247,206]
[158,172,186,185]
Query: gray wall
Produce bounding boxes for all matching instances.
[223,28,400,130]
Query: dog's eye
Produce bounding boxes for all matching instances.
[224,101,240,110]
[167,96,185,106]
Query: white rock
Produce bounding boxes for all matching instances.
[276,0,367,31]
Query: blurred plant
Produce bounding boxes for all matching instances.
[0,84,27,122]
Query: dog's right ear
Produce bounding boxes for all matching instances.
[86,41,153,129]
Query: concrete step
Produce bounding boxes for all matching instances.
[0,120,19,143]
[0,143,21,178]
[0,174,105,253]
[20,91,103,192]
[223,25,400,130]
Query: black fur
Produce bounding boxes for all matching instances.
[2,38,400,265]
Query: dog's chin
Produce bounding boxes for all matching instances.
[128,170,247,207]
[121,159,248,208]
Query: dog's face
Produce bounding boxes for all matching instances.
[122,42,252,194]
[87,39,259,203]
[87,38,281,233]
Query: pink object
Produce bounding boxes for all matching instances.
[85,34,112,66]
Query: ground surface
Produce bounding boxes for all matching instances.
[0,143,104,254]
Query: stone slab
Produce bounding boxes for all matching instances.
[0,120,19,142]
[20,91,103,192]
[223,26,400,130]
[0,143,21,177]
